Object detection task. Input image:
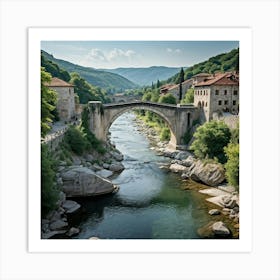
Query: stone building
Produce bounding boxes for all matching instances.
[193,72,239,122]
[46,77,77,122]
[160,79,193,101]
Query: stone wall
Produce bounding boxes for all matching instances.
[50,86,76,121]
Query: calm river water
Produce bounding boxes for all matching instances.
[74,112,212,239]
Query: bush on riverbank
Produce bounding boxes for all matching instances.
[224,143,239,188]
[41,144,59,217]
[190,121,231,164]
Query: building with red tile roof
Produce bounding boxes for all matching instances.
[194,72,239,122]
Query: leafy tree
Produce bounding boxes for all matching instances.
[160,127,170,141]
[142,91,152,101]
[64,126,88,155]
[159,93,177,104]
[190,121,231,163]
[230,121,239,144]
[41,67,57,137]
[224,143,239,187]
[181,88,194,104]
[41,144,59,217]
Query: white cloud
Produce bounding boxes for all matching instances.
[88,48,107,61]
[83,48,137,67]
[167,48,173,53]
[108,48,136,61]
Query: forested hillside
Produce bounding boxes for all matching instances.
[102,66,183,86]
[41,50,137,93]
[167,48,239,83]
[41,53,111,104]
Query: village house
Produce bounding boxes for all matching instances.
[193,72,239,122]
[160,79,193,101]
[46,77,77,122]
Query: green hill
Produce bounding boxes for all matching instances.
[101,66,184,86]
[167,48,239,83]
[41,50,137,92]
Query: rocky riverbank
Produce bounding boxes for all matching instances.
[133,116,239,238]
[41,144,125,239]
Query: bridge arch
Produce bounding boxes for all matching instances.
[88,101,198,150]
[103,105,177,147]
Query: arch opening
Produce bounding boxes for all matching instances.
[104,106,177,149]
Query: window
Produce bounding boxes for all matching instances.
[224,90,227,95]
[233,100,236,105]
[215,90,219,95]
[204,90,206,95]
[224,100,228,105]
[218,100,222,105]
[233,90,238,95]
[205,102,207,107]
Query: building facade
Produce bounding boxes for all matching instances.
[46,77,76,122]
[193,72,239,122]
[160,79,193,101]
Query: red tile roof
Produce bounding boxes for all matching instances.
[195,73,239,86]
[46,77,74,87]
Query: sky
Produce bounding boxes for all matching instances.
[41,41,239,69]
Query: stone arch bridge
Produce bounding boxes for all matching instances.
[88,101,199,149]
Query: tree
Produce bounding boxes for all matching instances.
[181,88,194,104]
[156,80,161,88]
[41,144,59,217]
[41,67,57,137]
[175,67,185,84]
[158,93,177,104]
[190,121,231,163]
[224,143,239,187]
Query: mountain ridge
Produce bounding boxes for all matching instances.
[41,50,137,92]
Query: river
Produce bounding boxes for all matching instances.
[74,112,213,239]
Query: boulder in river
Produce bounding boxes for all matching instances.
[169,163,188,174]
[96,169,114,178]
[60,166,118,197]
[197,221,231,238]
[189,160,225,186]
[109,163,125,172]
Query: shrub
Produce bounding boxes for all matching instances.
[41,144,59,217]
[224,143,239,187]
[160,127,170,141]
[190,121,231,164]
[64,126,88,155]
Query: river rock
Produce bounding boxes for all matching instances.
[181,156,195,167]
[92,164,103,171]
[198,221,231,238]
[103,163,110,169]
[175,151,192,160]
[189,160,225,186]
[61,166,117,197]
[67,227,80,237]
[212,221,231,236]
[96,169,114,178]
[49,220,68,231]
[110,151,124,161]
[62,200,81,214]
[42,230,67,239]
[169,163,188,173]
[208,209,221,215]
[109,163,125,172]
